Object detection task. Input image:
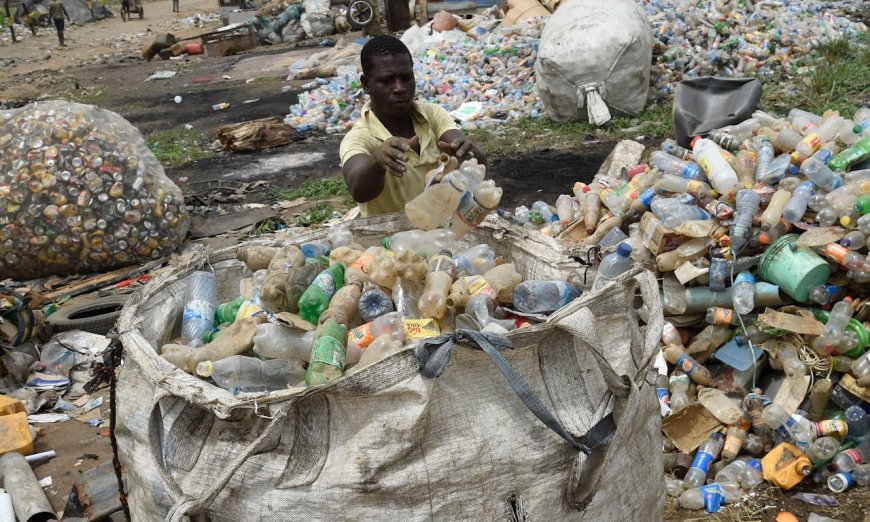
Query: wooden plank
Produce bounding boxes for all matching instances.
[43,259,166,302]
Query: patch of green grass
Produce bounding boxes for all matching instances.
[468,103,673,156]
[147,127,219,167]
[272,177,348,201]
[296,202,333,226]
[774,37,870,118]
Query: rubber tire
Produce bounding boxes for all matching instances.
[46,294,130,336]
[347,0,375,29]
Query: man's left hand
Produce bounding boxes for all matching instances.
[438,137,486,165]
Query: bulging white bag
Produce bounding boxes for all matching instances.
[534,0,653,125]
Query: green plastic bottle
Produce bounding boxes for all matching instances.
[854,194,870,216]
[214,297,245,326]
[828,136,870,172]
[298,264,345,324]
[305,319,347,386]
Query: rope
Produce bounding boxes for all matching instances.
[85,339,130,520]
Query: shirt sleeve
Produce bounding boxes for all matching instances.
[339,125,377,167]
[426,104,459,139]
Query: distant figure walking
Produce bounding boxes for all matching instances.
[48,0,71,46]
[172,0,179,12]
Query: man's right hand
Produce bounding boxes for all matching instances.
[373,136,419,178]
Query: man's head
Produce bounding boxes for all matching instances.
[360,35,415,118]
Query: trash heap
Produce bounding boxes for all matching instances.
[641,0,868,99]
[283,14,546,133]
[282,1,867,132]
[511,104,870,509]
[157,158,610,389]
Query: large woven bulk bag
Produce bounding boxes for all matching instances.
[115,214,664,521]
[534,0,653,125]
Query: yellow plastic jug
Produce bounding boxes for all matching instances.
[0,412,34,457]
[761,442,812,490]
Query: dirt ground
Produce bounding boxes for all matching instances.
[4,2,870,519]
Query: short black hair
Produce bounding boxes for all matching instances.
[360,35,413,76]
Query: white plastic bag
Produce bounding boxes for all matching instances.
[302,0,335,37]
[534,0,653,125]
[116,213,666,521]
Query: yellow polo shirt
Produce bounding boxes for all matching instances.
[340,101,458,217]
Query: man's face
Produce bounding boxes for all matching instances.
[362,53,416,118]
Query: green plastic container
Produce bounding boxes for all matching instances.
[759,234,831,302]
[811,309,869,356]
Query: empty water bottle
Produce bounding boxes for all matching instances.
[195,355,306,391]
[731,272,756,314]
[683,433,725,488]
[512,280,582,313]
[845,405,870,444]
[783,182,816,223]
[650,151,704,181]
[854,464,870,486]
[801,157,844,192]
[730,190,761,253]
[453,244,497,276]
[252,323,314,361]
[828,472,854,493]
[591,243,633,292]
[807,436,840,464]
[808,284,842,305]
[358,282,394,323]
[651,198,711,228]
[754,136,774,181]
[182,271,217,348]
[813,299,854,354]
[852,352,870,386]
[832,440,870,473]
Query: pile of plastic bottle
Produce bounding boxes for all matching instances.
[506,104,870,511]
[641,0,869,99]
[282,1,867,132]
[159,180,623,389]
[283,18,545,133]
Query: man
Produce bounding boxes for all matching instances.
[340,35,486,218]
[172,0,179,13]
[48,0,70,46]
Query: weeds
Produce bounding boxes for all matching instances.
[271,177,348,201]
[296,202,333,226]
[147,127,219,167]
[468,103,672,156]
[768,37,870,118]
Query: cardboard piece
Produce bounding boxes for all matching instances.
[640,212,690,255]
[661,403,723,453]
[772,375,811,414]
[758,309,824,336]
[674,262,708,285]
[840,374,870,402]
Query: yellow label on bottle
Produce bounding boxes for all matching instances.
[237,300,263,320]
[404,319,440,341]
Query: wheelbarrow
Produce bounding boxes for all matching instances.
[121,0,144,21]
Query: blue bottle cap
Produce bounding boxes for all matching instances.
[735,271,755,285]
[616,242,633,257]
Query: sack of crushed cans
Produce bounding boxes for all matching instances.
[0,101,189,280]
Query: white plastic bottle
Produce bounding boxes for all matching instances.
[591,243,633,291]
[692,138,738,193]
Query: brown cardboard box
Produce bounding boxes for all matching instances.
[640,212,690,255]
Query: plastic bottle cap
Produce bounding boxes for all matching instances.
[195,361,213,378]
[616,242,633,257]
